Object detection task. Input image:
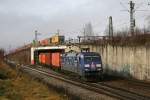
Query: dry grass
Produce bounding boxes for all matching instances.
[0,61,67,100]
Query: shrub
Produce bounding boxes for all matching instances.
[0,70,8,80]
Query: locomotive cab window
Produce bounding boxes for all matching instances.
[74,57,77,62]
[84,56,101,63]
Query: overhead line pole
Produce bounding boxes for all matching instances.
[129,1,135,36]
[121,1,136,36]
[34,30,41,64]
[34,30,41,47]
[109,16,113,38]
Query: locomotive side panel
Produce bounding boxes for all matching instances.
[61,53,79,74]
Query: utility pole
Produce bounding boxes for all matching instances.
[129,1,135,36]
[35,30,38,45]
[109,16,113,38]
[34,30,41,47]
[34,30,41,64]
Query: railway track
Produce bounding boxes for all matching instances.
[21,65,150,100]
[93,82,150,100]
[127,79,150,89]
[36,66,150,97]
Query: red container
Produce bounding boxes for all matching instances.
[51,53,61,68]
[39,54,42,63]
[41,54,46,64]
[45,53,51,65]
[40,39,49,46]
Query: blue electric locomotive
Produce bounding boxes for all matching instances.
[61,51,103,79]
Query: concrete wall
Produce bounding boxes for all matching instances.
[65,45,81,52]
[7,44,150,81]
[79,44,150,81]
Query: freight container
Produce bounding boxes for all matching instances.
[39,54,42,63]
[45,53,51,65]
[40,39,50,46]
[51,35,65,44]
[41,54,46,64]
[51,53,61,68]
[40,54,43,64]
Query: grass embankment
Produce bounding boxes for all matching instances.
[0,61,67,100]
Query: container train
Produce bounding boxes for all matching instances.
[38,51,103,79]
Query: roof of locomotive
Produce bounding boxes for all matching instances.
[63,51,100,57]
[79,52,100,56]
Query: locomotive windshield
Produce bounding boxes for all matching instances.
[84,56,101,63]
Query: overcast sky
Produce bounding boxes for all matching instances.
[0,0,149,50]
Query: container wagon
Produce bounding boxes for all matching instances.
[39,53,51,65]
[39,52,61,69]
[51,52,61,68]
[41,53,46,64]
[45,53,51,65]
[39,54,42,63]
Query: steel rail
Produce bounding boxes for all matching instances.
[93,82,150,100]
[22,65,150,100]
[127,79,150,89]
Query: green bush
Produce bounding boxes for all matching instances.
[0,80,12,96]
[0,80,11,96]
[0,85,5,96]
[0,80,22,100]
[0,70,8,80]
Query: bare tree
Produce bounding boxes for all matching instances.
[0,48,5,61]
[113,27,129,37]
[144,16,150,33]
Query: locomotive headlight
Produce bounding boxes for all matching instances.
[85,64,90,67]
[96,64,101,67]
[85,69,89,71]
[97,68,101,71]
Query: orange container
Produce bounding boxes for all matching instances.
[40,54,43,63]
[39,54,42,63]
[45,53,51,65]
[41,54,46,64]
[51,53,61,68]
